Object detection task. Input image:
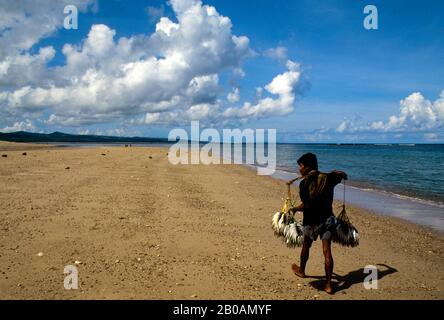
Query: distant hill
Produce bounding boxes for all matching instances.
[0,131,171,143]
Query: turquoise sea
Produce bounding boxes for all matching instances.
[274,144,444,205]
[270,144,444,233]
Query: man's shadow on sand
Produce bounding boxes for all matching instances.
[306,263,398,293]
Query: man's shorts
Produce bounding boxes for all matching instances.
[303,216,337,241]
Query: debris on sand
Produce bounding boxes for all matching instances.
[149,156,153,159]
[22,152,27,156]
[101,153,106,156]
[37,252,44,257]
[1,154,7,158]
[65,166,70,170]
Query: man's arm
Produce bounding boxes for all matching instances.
[286,177,301,185]
[330,170,348,185]
[289,203,304,213]
[332,170,347,179]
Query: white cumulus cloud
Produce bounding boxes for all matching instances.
[0,0,96,86]
[0,0,303,131]
[264,46,288,62]
[336,90,444,133]
[223,60,301,119]
[0,119,36,133]
[227,87,240,103]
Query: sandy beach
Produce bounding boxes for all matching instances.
[0,142,443,300]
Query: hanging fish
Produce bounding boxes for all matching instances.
[272,211,282,235]
[333,205,359,247]
[284,221,304,248]
[272,204,305,247]
[271,181,305,248]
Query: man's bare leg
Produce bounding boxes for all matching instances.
[292,236,312,278]
[322,239,334,294]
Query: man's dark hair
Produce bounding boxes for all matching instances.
[297,152,318,170]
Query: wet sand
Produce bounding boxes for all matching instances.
[0,142,443,299]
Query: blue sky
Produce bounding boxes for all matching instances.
[0,0,443,142]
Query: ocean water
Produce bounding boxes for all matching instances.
[274,144,444,205]
[269,144,444,233]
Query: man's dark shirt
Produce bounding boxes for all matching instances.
[299,170,344,226]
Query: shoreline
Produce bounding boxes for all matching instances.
[5,141,444,204]
[0,142,443,300]
[274,165,444,207]
[0,141,56,151]
[52,142,444,210]
[2,141,443,234]
[267,167,444,234]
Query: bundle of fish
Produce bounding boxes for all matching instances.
[284,219,305,247]
[333,205,360,247]
[272,191,304,248]
[272,211,305,248]
[272,210,287,237]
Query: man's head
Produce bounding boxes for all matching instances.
[297,153,318,176]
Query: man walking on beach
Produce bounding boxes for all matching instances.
[287,153,347,294]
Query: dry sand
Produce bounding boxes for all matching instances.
[0,142,443,300]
